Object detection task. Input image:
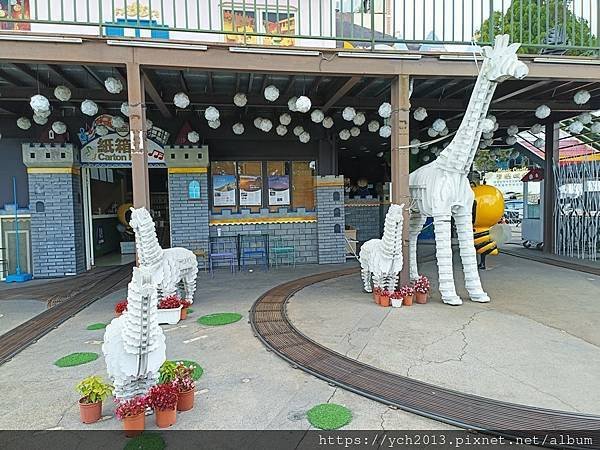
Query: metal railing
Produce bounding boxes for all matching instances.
[0,1,598,55]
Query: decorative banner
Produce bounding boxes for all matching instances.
[268,175,290,206]
[239,175,262,206]
[212,174,237,207]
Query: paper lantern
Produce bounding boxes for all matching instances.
[120,102,130,117]
[54,85,71,102]
[146,119,153,129]
[17,117,31,130]
[534,138,544,148]
[507,125,519,136]
[187,131,200,143]
[174,92,190,109]
[112,116,126,129]
[367,120,380,133]
[578,112,592,124]
[276,125,288,136]
[293,125,304,136]
[413,107,427,121]
[51,121,67,135]
[427,128,438,138]
[481,118,495,133]
[505,136,517,145]
[233,93,247,107]
[482,131,494,140]
[535,105,551,119]
[33,114,48,125]
[279,113,292,126]
[259,119,272,132]
[96,125,109,136]
[379,125,392,138]
[299,131,310,143]
[81,99,98,116]
[483,139,494,147]
[353,112,366,126]
[440,127,449,137]
[232,123,245,135]
[568,120,584,134]
[288,96,298,112]
[493,122,499,132]
[350,126,360,137]
[376,151,384,157]
[432,118,446,133]
[591,122,600,134]
[479,140,488,149]
[378,102,392,118]
[486,114,497,123]
[311,109,325,123]
[264,85,280,102]
[322,116,334,129]
[36,108,51,118]
[254,117,263,128]
[431,146,441,156]
[30,94,50,113]
[295,96,311,113]
[204,106,220,122]
[573,90,591,105]
[342,107,356,122]
[530,123,543,134]
[105,77,124,94]
[339,129,351,140]
[420,153,431,163]
[208,119,221,130]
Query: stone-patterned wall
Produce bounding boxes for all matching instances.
[28,172,85,277]
[168,172,209,250]
[315,176,345,264]
[345,202,381,242]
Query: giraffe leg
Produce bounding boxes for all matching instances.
[409,213,427,281]
[454,211,490,303]
[433,214,462,305]
[361,265,373,292]
[182,265,198,303]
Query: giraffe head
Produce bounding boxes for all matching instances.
[482,34,529,83]
[128,206,152,234]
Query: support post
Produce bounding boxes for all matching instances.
[390,74,411,285]
[543,121,559,255]
[126,62,150,209]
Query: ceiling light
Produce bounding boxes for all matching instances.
[229,47,321,56]
[107,40,207,50]
[0,34,82,43]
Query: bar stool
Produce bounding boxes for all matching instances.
[238,233,269,271]
[208,237,237,276]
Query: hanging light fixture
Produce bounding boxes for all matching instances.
[279,113,292,125]
[342,107,356,121]
[573,90,591,105]
[264,85,280,102]
[105,77,124,94]
[379,125,392,138]
[53,86,71,102]
[295,96,311,113]
[17,117,31,130]
[299,131,310,143]
[51,121,67,135]
[378,102,392,118]
[353,112,366,126]
[233,93,247,107]
[81,99,98,116]
[232,123,245,135]
[276,124,288,136]
[208,119,221,130]
[432,118,446,133]
[368,120,380,132]
[174,92,190,109]
[204,106,220,122]
[322,116,334,129]
[188,131,200,143]
[535,105,551,119]
[311,109,325,123]
[288,96,298,112]
[413,107,427,121]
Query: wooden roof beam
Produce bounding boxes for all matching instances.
[142,70,172,119]
[492,80,553,104]
[322,77,361,113]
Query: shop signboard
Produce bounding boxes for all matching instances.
[213,174,237,207]
[239,175,263,206]
[268,175,290,206]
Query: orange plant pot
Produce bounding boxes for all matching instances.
[177,389,195,411]
[122,412,145,437]
[379,296,391,307]
[403,295,414,306]
[180,308,188,320]
[115,311,122,318]
[155,407,177,428]
[79,399,102,424]
[372,292,378,303]
[415,292,428,304]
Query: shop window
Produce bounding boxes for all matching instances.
[188,180,201,200]
[292,161,315,211]
[211,161,238,213]
[267,161,291,212]
[238,161,263,213]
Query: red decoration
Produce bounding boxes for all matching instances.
[521,168,544,182]
[147,382,179,411]
[114,300,128,314]
[115,395,148,419]
[158,295,181,309]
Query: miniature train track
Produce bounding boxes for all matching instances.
[0,264,132,366]
[250,268,600,449]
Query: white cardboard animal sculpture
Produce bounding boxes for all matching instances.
[103,266,166,399]
[408,35,528,305]
[129,207,198,303]
[360,203,405,292]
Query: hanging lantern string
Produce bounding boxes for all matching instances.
[390,130,457,151]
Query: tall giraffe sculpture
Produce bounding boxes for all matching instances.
[408,35,528,305]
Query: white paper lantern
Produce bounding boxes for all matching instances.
[479,140,488,149]
[353,112,366,126]
[339,129,351,140]
[276,125,288,136]
[96,125,109,136]
[233,93,247,107]
[482,131,494,140]
[413,107,428,121]
[493,122,499,132]
[264,85,280,102]
[174,92,190,109]
[568,120,584,134]
[410,146,420,155]
[293,125,304,136]
[427,128,438,138]
[376,151,384,157]
[33,114,48,125]
[295,96,311,113]
[146,119,153,129]
[232,123,245,135]
[17,117,31,130]
[379,125,392,138]
[208,119,221,130]
[36,108,51,118]
[440,127,449,137]
[279,113,292,125]
[288,96,298,112]
[350,126,360,137]
[432,118,446,133]
[410,138,421,147]
[51,121,67,135]
[81,99,98,116]
[204,106,220,122]
[530,123,543,134]
[311,109,325,123]
[421,153,431,163]
[112,116,126,129]
[368,120,380,133]
[578,112,593,124]
[431,146,441,156]
[486,114,497,123]
[105,77,124,94]
[507,125,519,136]
[259,119,272,132]
[591,122,600,134]
[120,102,130,117]
[481,118,495,133]
[299,131,310,143]
[187,131,200,143]
[506,136,517,145]
[534,138,544,148]
[378,102,392,119]
[30,94,50,114]
[322,116,334,129]
[574,90,591,105]
[535,105,551,119]
[342,107,356,121]
[54,85,71,102]
[254,117,263,128]
[484,139,494,147]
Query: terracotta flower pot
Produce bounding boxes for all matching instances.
[379,295,390,307]
[122,412,145,437]
[79,399,102,424]
[115,311,122,318]
[155,407,177,428]
[177,389,195,411]
[372,292,378,303]
[403,294,414,306]
[180,307,188,320]
[415,292,428,304]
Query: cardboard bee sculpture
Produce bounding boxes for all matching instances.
[408,35,529,305]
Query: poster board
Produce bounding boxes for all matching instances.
[268,175,290,206]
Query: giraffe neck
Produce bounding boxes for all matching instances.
[134,219,163,266]
[436,60,497,174]
[381,217,402,258]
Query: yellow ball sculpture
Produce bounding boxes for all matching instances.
[472,185,505,256]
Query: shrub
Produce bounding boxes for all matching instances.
[76,375,113,404]
[147,382,179,411]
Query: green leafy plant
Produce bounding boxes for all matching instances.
[158,360,178,384]
[76,375,113,404]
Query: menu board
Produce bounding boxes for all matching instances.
[212,174,237,206]
[239,175,263,206]
[268,175,290,206]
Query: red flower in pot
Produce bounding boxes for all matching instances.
[147,382,179,428]
[115,395,148,437]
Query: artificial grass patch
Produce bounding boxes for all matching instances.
[187,308,194,314]
[167,359,203,381]
[307,403,352,430]
[54,352,99,368]
[124,432,165,450]
[198,312,242,326]
[86,323,106,330]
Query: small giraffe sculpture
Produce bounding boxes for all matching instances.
[408,35,528,305]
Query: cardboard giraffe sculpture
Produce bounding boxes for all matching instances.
[408,35,528,305]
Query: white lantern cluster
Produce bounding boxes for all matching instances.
[33,114,48,125]
[96,125,109,136]
[350,126,360,137]
[310,109,324,123]
[112,116,126,129]
[54,86,71,102]
[591,122,600,134]
[299,131,310,144]
[379,125,392,138]
[342,107,356,121]
[51,121,67,135]
[573,90,591,105]
[276,124,288,136]
[264,85,280,102]
[409,139,421,155]
[233,93,247,107]
[413,107,427,121]
[322,116,334,129]
[507,125,519,136]
[353,112,366,126]
[568,120,584,134]
[187,131,200,143]
[279,113,292,126]
[432,118,446,133]
[427,128,438,138]
[481,118,495,133]
[293,125,304,136]
[295,96,311,113]
[482,131,494,140]
[535,104,551,119]
[368,120,380,133]
[339,129,351,140]
[204,106,220,122]
[258,119,272,132]
[81,99,98,116]
[578,112,592,124]
[232,123,245,135]
[17,117,31,130]
[121,102,130,117]
[288,96,298,112]
[378,102,392,119]
[30,94,50,113]
[146,119,153,129]
[506,136,517,146]
[534,138,544,148]
[174,92,190,109]
[105,77,124,94]
[530,123,543,134]
[439,127,449,136]
[207,120,220,129]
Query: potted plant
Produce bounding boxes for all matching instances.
[115,300,128,317]
[372,287,381,304]
[414,275,430,304]
[158,360,178,384]
[400,284,414,306]
[173,362,196,411]
[180,299,192,320]
[390,291,404,308]
[148,382,179,428]
[157,295,182,325]
[379,289,392,307]
[115,395,147,437]
[76,375,113,424]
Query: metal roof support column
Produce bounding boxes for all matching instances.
[543,121,560,255]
